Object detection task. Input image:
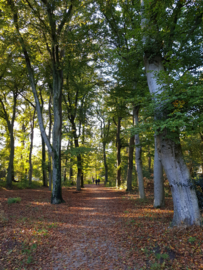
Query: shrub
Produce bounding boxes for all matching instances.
[7,197,21,204]
[62,180,75,187]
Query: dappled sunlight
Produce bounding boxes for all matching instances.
[70,207,95,210]
[32,202,50,206]
[1,185,201,270]
[143,208,174,214]
[94,197,121,200]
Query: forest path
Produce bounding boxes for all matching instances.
[53,184,139,270]
[1,183,202,269]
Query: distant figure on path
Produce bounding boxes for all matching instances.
[98,178,100,185]
[96,179,98,185]
[92,178,94,183]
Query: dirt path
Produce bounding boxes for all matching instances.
[52,184,138,269]
[1,183,202,269]
[0,184,142,269]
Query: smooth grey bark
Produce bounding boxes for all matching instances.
[141,0,200,225]
[127,135,134,192]
[134,106,145,199]
[153,137,164,208]
[29,108,36,185]
[144,54,200,226]
[41,135,48,187]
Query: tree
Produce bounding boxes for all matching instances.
[141,0,201,226]
[6,0,77,203]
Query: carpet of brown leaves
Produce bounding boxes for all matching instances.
[0,184,203,269]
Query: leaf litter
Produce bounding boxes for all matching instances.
[0,184,203,269]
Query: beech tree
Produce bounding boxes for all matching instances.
[141,0,201,225]
[6,0,78,203]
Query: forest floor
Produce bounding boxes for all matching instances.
[0,184,203,270]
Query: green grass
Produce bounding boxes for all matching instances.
[7,197,21,204]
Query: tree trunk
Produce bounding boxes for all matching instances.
[51,71,64,204]
[116,117,121,188]
[71,120,81,191]
[103,141,108,185]
[48,96,52,191]
[63,168,66,182]
[81,170,84,188]
[41,135,48,187]
[144,54,200,226]
[6,93,17,188]
[48,154,52,191]
[153,137,164,208]
[134,106,145,199]
[69,139,73,182]
[127,135,134,192]
[148,145,151,174]
[29,109,35,185]
[76,153,82,191]
[6,126,14,188]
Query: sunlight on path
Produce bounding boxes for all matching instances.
[53,185,138,270]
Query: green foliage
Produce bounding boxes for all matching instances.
[7,197,21,204]
[188,237,196,243]
[105,180,116,187]
[62,180,75,187]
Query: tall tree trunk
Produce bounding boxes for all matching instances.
[29,109,35,185]
[134,106,145,199]
[76,154,82,191]
[69,140,73,182]
[148,145,151,174]
[41,135,48,187]
[143,52,200,226]
[127,135,134,192]
[81,170,84,188]
[116,117,121,188]
[6,126,14,188]
[51,71,64,204]
[71,120,81,191]
[103,141,108,185]
[141,0,200,225]
[153,137,164,208]
[48,96,52,191]
[5,93,17,188]
[63,167,66,182]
